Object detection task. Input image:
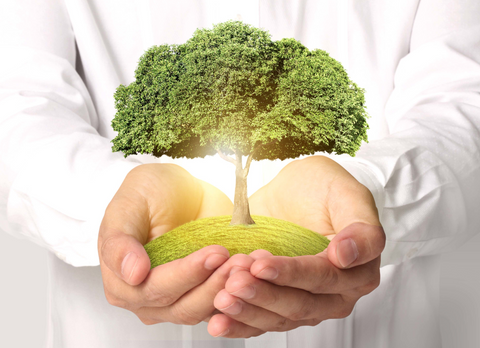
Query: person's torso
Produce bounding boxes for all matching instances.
[47,1,442,347]
[68,0,418,199]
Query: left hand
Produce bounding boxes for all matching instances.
[207,155,386,338]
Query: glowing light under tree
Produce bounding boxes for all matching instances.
[111,21,369,226]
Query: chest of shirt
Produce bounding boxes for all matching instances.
[74,0,419,140]
[69,0,418,196]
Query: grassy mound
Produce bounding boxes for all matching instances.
[144,215,330,268]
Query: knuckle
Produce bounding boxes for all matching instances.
[324,264,339,287]
[308,318,323,327]
[104,291,124,308]
[278,257,302,287]
[365,225,386,259]
[137,315,157,326]
[183,251,205,270]
[335,304,355,319]
[99,235,117,262]
[144,284,176,307]
[356,264,381,295]
[272,317,290,332]
[144,283,159,302]
[289,258,303,282]
[263,288,281,308]
[288,309,308,322]
[287,298,312,321]
[134,307,166,326]
[170,302,202,326]
[360,276,381,295]
[156,293,177,307]
[312,262,338,293]
[375,227,387,255]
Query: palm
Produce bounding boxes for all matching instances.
[249,156,373,240]
[113,164,233,244]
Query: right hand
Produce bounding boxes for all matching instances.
[98,163,237,325]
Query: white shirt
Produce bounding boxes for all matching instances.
[1,0,479,347]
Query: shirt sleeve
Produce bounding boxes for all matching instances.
[0,0,141,267]
[332,2,480,267]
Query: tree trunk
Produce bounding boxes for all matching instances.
[230,153,255,225]
[215,147,256,225]
[230,168,255,225]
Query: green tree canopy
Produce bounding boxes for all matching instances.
[112,20,368,161]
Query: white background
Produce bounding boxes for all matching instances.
[1,229,479,348]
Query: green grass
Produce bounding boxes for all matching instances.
[144,215,330,268]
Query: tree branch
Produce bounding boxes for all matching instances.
[243,142,262,178]
[210,139,236,166]
[217,148,237,166]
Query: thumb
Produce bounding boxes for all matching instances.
[327,222,385,269]
[98,190,152,286]
[324,167,385,269]
[99,231,152,286]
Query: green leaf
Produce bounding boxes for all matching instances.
[111,21,368,161]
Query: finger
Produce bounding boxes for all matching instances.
[326,164,381,233]
[162,254,255,324]
[250,253,381,294]
[228,250,272,276]
[208,313,265,338]
[326,222,385,269]
[224,271,347,322]
[202,310,222,323]
[134,254,255,325]
[226,250,273,278]
[115,245,229,307]
[99,231,152,286]
[99,190,152,286]
[323,165,385,269]
[138,245,229,306]
[214,289,319,332]
[249,249,273,260]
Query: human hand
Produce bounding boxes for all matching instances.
[207,156,385,337]
[98,163,236,325]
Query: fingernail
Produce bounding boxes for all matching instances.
[121,252,138,281]
[230,285,255,299]
[205,254,229,270]
[337,238,359,268]
[219,300,243,315]
[255,267,278,280]
[215,328,230,337]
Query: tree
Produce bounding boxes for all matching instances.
[112,21,369,226]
